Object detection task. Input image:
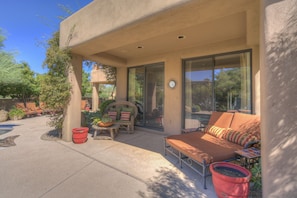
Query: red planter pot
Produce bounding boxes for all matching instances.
[72,127,89,144]
[210,162,251,198]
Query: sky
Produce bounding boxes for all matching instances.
[0,0,92,74]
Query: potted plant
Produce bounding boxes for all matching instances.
[8,107,25,120]
[92,114,113,127]
[210,162,252,198]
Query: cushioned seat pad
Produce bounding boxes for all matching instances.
[166,132,242,164]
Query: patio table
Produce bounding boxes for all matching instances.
[92,124,120,140]
[235,147,261,169]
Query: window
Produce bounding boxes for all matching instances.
[183,50,252,129]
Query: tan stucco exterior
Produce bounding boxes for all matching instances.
[60,0,297,196]
[60,0,260,135]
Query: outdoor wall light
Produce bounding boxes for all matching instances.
[168,80,176,88]
[177,35,186,39]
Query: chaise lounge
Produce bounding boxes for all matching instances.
[164,112,260,189]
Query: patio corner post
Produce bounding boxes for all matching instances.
[261,0,297,197]
[92,83,99,111]
[62,54,83,142]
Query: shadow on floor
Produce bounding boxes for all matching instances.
[138,167,207,198]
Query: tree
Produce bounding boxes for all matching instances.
[10,62,39,104]
[82,69,92,97]
[40,31,71,131]
[0,29,22,98]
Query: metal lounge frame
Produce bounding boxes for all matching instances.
[164,138,211,189]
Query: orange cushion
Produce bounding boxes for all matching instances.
[166,133,242,164]
[207,112,234,128]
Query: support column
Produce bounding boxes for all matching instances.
[62,54,83,142]
[261,0,297,197]
[92,83,99,111]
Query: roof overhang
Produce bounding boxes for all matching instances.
[60,0,259,67]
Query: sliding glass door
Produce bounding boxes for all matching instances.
[128,63,164,130]
[183,50,252,129]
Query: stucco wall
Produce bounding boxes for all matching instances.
[60,0,191,49]
[261,0,297,196]
[127,42,260,135]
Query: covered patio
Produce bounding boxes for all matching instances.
[59,0,297,197]
[0,116,217,197]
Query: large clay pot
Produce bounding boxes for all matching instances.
[72,127,89,144]
[210,162,251,198]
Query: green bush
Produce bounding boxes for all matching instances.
[8,107,25,120]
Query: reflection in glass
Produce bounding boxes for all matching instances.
[183,51,251,129]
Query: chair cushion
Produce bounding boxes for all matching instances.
[120,111,131,121]
[166,133,242,164]
[109,107,121,119]
[108,111,117,121]
[207,112,234,128]
[121,107,134,115]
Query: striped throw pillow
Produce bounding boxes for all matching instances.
[108,111,117,121]
[223,129,259,147]
[205,125,227,138]
[120,111,131,121]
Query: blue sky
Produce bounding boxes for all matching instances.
[0,0,92,74]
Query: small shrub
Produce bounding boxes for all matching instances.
[8,107,25,120]
[251,159,262,190]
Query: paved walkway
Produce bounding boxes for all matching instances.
[0,116,216,198]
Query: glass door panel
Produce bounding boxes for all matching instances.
[183,50,252,129]
[128,63,164,130]
[128,67,145,126]
[145,64,164,129]
[214,52,251,112]
[184,58,213,129]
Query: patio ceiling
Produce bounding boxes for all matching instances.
[65,0,259,66]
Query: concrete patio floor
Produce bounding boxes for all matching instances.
[0,116,217,198]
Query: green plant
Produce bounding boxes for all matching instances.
[99,99,115,114]
[40,31,72,131]
[92,117,101,125]
[251,159,262,190]
[8,107,25,120]
[101,114,112,123]
[82,111,101,126]
[91,114,112,125]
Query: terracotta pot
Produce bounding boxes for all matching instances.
[210,162,251,198]
[72,127,89,144]
[98,122,113,127]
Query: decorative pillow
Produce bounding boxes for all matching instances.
[120,111,131,121]
[122,107,134,115]
[205,125,227,138]
[108,111,117,121]
[109,107,121,119]
[223,129,259,147]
